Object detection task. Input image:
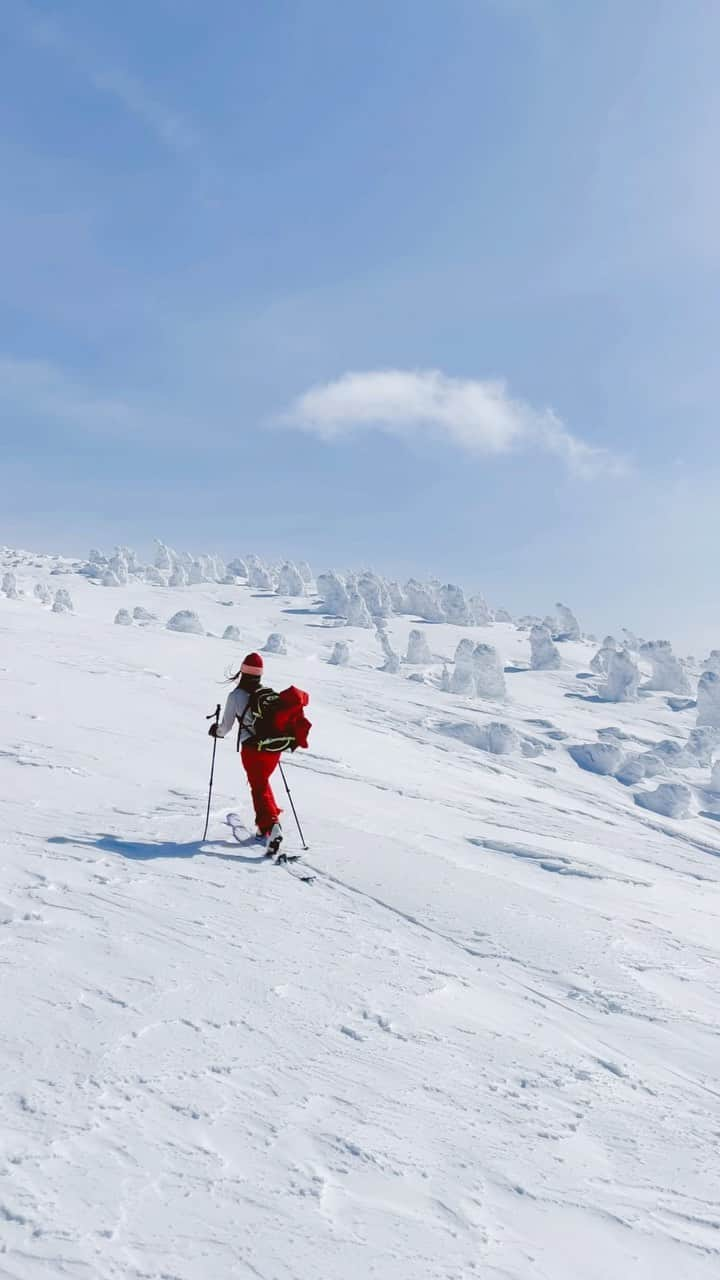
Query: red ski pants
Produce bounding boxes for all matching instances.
[241,745,282,835]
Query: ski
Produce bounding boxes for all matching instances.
[225,812,314,881]
[277,861,315,884]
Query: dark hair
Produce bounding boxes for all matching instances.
[227,669,262,693]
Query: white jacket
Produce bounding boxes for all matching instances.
[215,687,253,741]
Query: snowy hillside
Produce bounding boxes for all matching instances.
[1,544,719,1280]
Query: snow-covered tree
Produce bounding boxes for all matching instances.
[590,636,617,675]
[101,570,121,588]
[599,648,639,702]
[297,561,314,585]
[494,607,513,624]
[144,566,166,587]
[263,632,287,655]
[711,759,720,792]
[358,572,391,619]
[386,581,407,613]
[109,552,129,586]
[133,607,157,622]
[530,625,561,670]
[34,583,52,604]
[114,609,133,626]
[473,643,506,699]
[439,584,472,625]
[406,629,433,664]
[187,561,206,586]
[328,640,350,666]
[640,641,691,694]
[223,625,241,642]
[120,546,142,574]
[347,591,373,628]
[470,594,492,625]
[276,563,305,596]
[375,623,400,673]
[166,610,204,635]
[226,557,248,579]
[169,565,187,588]
[317,571,350,617]
[439,665,451,692]
[248,564,275,592]
[697,671,720,727]
[52,588,74,614]
[702,649,720,675]
[154,540,174,572]
[450,638,476,695]
[404,579,445,623]
[2,571,19,599]
[554,602,580,641]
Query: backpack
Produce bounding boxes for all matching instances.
[237,685,312,754]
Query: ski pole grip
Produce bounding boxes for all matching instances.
[206,703,221,721]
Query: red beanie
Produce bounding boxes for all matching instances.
[241,652,264,676]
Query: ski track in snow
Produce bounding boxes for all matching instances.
[1,557,719,1279]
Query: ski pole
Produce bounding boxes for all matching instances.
[202,704,221,842]
[278,761,308,851]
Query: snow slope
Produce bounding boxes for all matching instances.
[1,550,719,1279]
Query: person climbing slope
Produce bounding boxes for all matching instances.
[209,652,311,858]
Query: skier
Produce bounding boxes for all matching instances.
[209,652,284,856]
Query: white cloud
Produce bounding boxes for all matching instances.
[0,355,171,441]
[24,14,197,153]
[282,369,623,476]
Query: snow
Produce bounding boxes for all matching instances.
[114,608,133,626]
[569,742,625,776]
[634,782,694,819]
[1,543,720,1280]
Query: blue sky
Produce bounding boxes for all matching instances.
[1,0,719,648]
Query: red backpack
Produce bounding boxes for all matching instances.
[239,686,312,753]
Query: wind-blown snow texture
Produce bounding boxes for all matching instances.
[1,545,719,1280]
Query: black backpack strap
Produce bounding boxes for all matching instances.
[235,688,259,752]
[236,686,274,751]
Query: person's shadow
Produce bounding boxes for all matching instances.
[47,833,264,866]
